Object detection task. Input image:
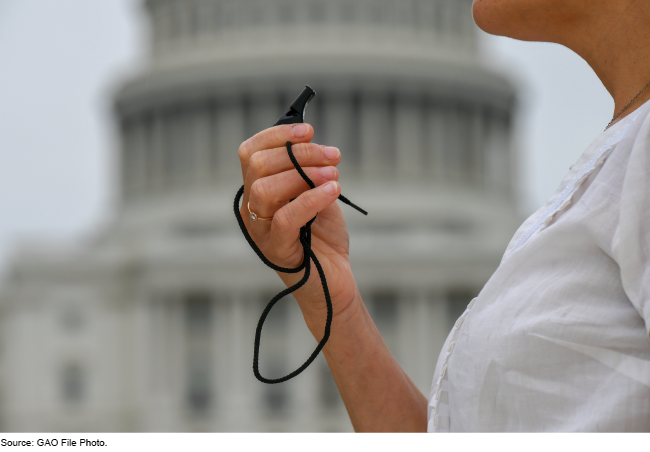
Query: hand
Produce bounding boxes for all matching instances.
[238,123,427,432]
[238,123,361,336]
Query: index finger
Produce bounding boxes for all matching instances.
[238,123,315,180]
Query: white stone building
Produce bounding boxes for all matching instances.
[0,0,521,432]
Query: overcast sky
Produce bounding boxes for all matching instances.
[0,1,614,272]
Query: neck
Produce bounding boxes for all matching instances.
[560,1,650,127]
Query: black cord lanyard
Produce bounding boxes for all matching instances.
[234,141,367,384]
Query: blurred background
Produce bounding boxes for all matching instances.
[0,0,612,432]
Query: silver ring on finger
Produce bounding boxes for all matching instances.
[248,202,273,221]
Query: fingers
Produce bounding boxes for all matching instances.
[246,142,341,183]
[248,166,339,218]
[271,181,341,240]
[239,123,315,179]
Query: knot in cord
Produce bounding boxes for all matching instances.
[234,141,367,384]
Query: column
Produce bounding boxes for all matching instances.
[150,111,166,192]
[483,113,510,194]
[227,291,264,430]
[438,0,453,46]
[443,105,462,184]
[246,93,281,139]
[183,293,215,424]
[215,98,246,185]
[322,93,358,184]
[420,291,449,395]
[191,105,212,186]
[223,292,249,430]
[162,111,176,189]
[147,293,177,429]
[460,0,477,51]
[211,0,223,35]
[257,294,290,430]
[504,114,515,197]
[395,1,411,28]
[470,107,485,187]
[286,298,318,431]
[149,297,163,397]
[448,0,462,41]
[308,0,327,23]
[210,294,225,430]
[168,293,184,428]
[194,0,212,40]
[129,288,150,427]
[417,0,435,35]
[359,93,393,180]
[176,2,191,44]
[131,118,148,199]
[120,120,134,200]
[432,0,444,41]
[396,291,418,389]
[149,1,165,55]
[305,89,323,144]
[169,110,193,188]
[395,97,424,181]
[222,0,237,32]
[426,103,446,184]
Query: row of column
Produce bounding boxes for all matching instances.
[138,287,473,430]
[148,0,475,50]
[120,91,511,202]
[142,291,344,431]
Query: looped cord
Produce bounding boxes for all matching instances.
[234,141,367,384]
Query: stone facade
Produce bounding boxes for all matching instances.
[0,0,520,432]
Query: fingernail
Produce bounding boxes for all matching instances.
[323,146,340,160]
[292,124,309,137]
[323,181,338,196]
[319,166,337,180]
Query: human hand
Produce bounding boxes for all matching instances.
[237,123,361,335]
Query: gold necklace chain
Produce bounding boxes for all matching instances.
[606,79,650,130]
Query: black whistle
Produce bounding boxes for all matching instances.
[274,85,316,126]
[272,85,368,217]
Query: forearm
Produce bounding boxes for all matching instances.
[322,295,427,432]
[236,122,427,429]
[294,283,428,432]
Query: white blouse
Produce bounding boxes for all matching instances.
[428,100,650,432]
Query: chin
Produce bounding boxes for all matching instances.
[472,0,514,37]
[472,0,575,42]
[472,0,542,41]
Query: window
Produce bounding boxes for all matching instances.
[61,364,84,405]
[184,293,213,414]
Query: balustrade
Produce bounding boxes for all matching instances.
[146,0,476,56]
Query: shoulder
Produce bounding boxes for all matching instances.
[621,100,650,150]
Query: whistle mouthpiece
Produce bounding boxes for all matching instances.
[274,85,316,126]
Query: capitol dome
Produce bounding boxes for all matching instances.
[115,0,515,228]
[0,0,521,432]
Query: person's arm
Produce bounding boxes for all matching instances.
[238,123,428,432]
[310,289,428,432]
